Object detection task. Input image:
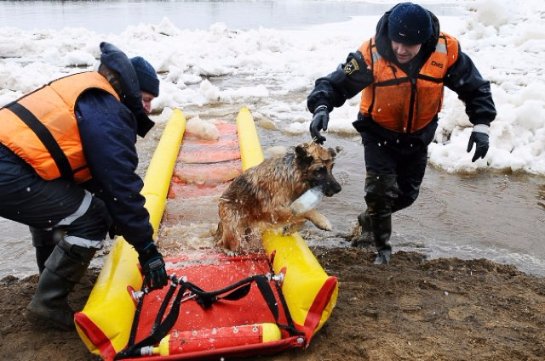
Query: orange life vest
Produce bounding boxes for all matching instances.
[0,72,119,183]
[359,33,459,133]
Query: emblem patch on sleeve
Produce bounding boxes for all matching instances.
[343,58,360,75]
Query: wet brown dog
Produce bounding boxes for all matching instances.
[215,142,342,252]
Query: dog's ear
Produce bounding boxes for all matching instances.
[295,144,313,168]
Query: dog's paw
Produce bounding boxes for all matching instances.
[315,218,332,231]
[223,249,237,257]
[305,210,332,231]
[216,238,240,256]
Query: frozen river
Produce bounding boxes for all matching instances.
[0,0,543,278]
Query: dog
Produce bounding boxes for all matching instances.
[215,141,342,252]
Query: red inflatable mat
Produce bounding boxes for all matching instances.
[172,159,242,186]
[180,122,240,164]
[123,251,303,360]
[167,182,229,200]
[168,121,242,199]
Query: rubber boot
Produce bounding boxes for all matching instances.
[363,173,397,265]
[30,227,58,274]
[26,239,95,331]
[35,245,56,274]
[370,214,392,265]
[350,210,374,248]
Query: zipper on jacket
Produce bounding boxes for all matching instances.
[406,77,417,133]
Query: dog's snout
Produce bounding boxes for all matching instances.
[323,179,342,197]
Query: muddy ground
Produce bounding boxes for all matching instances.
[1,247,545,361]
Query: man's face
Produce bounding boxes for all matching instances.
[391,41,422,64]
[141,91,155,115]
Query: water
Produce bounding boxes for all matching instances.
[0,0,382,32]
[0,0,461,33]
[260,132,545,277]
[0,0,544,278]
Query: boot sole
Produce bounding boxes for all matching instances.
[25,306,75,331]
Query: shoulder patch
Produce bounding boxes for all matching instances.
[343,58,360,76]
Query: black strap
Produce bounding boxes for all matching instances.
[417,73,444,83]
[6,102,73,181]
[374,76,411,87]
[184,275,259,309]
[151,281,177,334]
[116,283,187,359]
[116,273,296,359]
[127,290,145,347]
[271,274,302,336]
[255,275,279,321]
[367,38,377,115]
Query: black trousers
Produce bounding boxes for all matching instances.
[361,131,428,215]
[0,144,109,246]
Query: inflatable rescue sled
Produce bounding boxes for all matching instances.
[74,108,338,360]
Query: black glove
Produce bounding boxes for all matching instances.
[309,105,330,144]
[137,242,168,291]
[108,224,118,240]
[466,124,490,162]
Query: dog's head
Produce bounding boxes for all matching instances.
[294,142,342,197]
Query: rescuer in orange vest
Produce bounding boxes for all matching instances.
[0,42,168,330]
[308,3,497,264]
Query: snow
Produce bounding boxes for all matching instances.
[1,0,544,175]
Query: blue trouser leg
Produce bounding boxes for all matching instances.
[0,144,110,249]
[1,144,110,329]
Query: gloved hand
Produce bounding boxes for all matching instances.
[467,124,490,162]
[137,242,168,291]
[108,224,118,240]
[309,105,330,144]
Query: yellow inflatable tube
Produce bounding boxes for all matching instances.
[236,107,338,342]
[76,107,337,359]
[75,109,186,358]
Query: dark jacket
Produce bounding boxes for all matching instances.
[77,90,153,248]
[307,8,496,146]
[76,42,156,248]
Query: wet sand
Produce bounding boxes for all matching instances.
[2,247,545,361]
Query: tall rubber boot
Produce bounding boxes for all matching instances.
[35,245,56,274]
[350,210,374,248]
[26,239,95,330]
[30,227,58,274]
[370,214,392,265]
[364,173,397,265]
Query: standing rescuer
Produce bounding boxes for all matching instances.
[0,42,168,330]
[307,2,496,264]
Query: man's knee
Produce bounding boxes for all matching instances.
[393,191,419,212]
[393,177,423,212]
[364,173,398,215]
[29,227,58,248]
[61,193,111,244]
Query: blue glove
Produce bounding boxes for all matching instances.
[137,242,168,291]
[467,124,490,162]
[309,105,329,144]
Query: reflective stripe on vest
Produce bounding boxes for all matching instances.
[0,72,119,183]
[359,33,459,133]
